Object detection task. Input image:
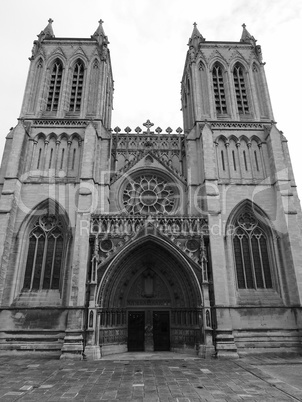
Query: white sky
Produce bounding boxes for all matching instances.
[0,0,302,198]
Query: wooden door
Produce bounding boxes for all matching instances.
[153,311,170,351]
[128,311,145,351]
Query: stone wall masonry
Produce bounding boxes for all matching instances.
[69,206,92,307]
[80,124,97,180]
[201,124,218,181]
[228,306,302,354]
[0,131,13,186]
[0,307,84,355]
[0,179,22,305]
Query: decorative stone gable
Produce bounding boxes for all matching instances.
[111,121,185,180]
[90,214,208,271]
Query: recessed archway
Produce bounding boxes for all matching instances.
[96,238,204,355]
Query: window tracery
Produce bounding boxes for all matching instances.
[69,60,84,112]
[122,174,177,215]
[212,63,227,114]
[23,214,65,290]
[233,63,249,114]
[233,210,272,289]
[46,60,63,111]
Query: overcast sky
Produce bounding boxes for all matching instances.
[0,0,301,198]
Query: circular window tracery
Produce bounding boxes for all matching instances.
[122,174,177,215]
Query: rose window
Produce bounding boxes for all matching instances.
[123,174,176,214]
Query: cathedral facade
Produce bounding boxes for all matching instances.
[0,20,301,359]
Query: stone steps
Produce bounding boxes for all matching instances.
[0,330,64,352]
[234,329,302,354]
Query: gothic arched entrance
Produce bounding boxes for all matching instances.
[95,238,204,356]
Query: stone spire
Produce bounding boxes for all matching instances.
[39,18,55,40]
[240,23,263,62]
[92,19,109,46]
[30,19,55,59]
[187,22,205,64]
[188,22,205,48]
[240,23,256,45]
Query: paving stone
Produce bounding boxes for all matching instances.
[1,354,302,402]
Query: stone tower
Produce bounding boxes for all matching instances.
[0,20,301,359]
[180,23,302,355]
[0,19,114,358]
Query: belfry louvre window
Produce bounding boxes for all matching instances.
[23,214,64,290]
[212,64,227,114]
[233,63,249,114]
[69,60,84,112]
[46,60,63,111]
[233,211,272,289]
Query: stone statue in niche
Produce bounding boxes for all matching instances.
[142,269,154,298]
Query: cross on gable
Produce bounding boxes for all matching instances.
[48,18,54,24]
[143,119,154,134]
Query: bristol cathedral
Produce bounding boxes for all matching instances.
[0,19,301,359]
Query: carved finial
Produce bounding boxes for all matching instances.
[34,18,55,51]
[240,23,256,45]
[188,21,205,48]
[143,119,154,134]
[92,19,109,47]
[42,18,55,38]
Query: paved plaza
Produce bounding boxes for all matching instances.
[0,352,302,401]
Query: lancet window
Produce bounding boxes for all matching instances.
[212,63,227,114]
[233,63,249,114]
[233,210,272,289]
[23,214,65,290]
[46,59,63,111]
[69,60,84,112]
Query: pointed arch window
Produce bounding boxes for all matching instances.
[212,63,227,114]
[88,59,100,115]
[233,63,249,114]
[46,60,63,111]
[69,60,84,112]
[233,210,272,289]
[23,214,66,290]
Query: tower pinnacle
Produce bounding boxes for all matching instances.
[240,23,256,44]
[188,22,205,49]
[92,19,109,46]
[190,22,205,41]
[40,18,55,39]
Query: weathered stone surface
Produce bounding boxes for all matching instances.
[0,21,301,360]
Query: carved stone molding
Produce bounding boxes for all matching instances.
[30,119,89,127]
[110,150,186,185]
[210,122,264,130]
[90,215,208,267]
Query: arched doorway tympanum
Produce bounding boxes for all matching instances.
[96,239,204,356]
